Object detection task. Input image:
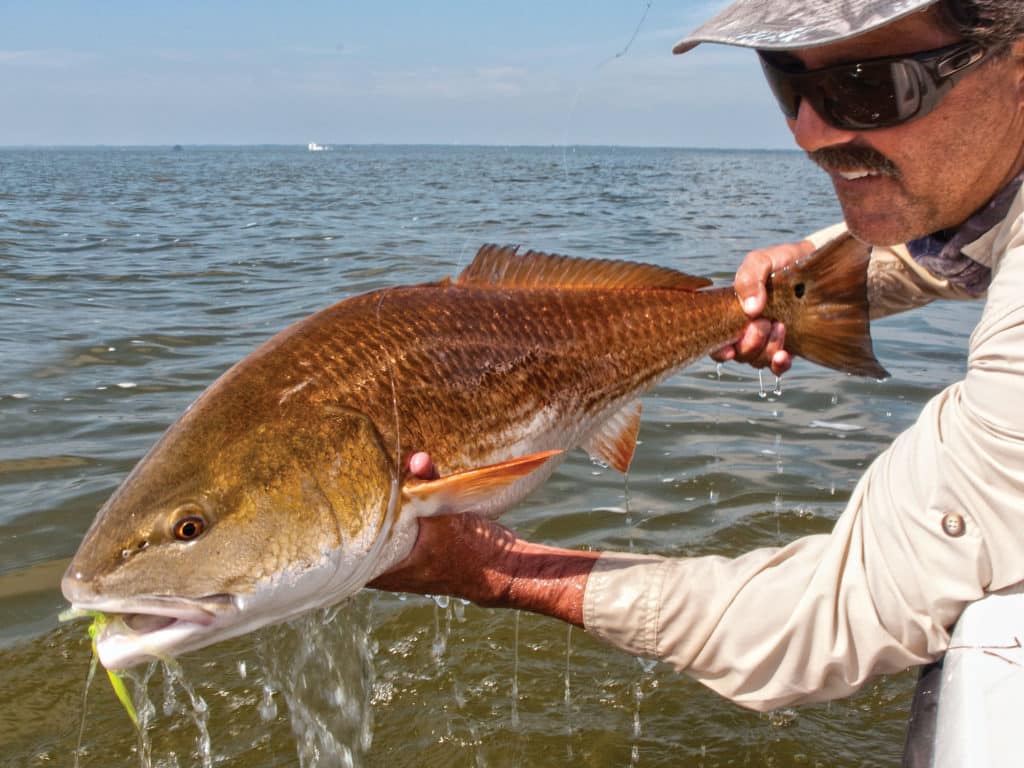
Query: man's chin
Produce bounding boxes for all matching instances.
[837,200,925,248]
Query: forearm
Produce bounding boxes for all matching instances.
[503,539,599,626]
[368,514,599,626]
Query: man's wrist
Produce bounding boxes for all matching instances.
[496,539,600,627]
[369,515,600,627]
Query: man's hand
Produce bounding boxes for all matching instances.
[711,239,817,376]
[368,452,599,626]
[368,512,522,606]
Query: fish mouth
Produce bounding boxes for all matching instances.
[65,594,238,669]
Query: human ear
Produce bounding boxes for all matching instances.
[1013,40,1024,100]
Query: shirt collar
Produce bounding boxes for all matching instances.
[906,169,1024,296]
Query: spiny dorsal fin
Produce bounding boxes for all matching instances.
[582,401,642,473]
[456,244,712,291]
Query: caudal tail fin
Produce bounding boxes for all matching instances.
[767,233,889,379]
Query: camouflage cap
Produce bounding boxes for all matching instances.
[673,0,943,54]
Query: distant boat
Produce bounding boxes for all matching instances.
[307,142,329,152]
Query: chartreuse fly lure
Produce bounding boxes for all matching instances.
[59,608,139,729]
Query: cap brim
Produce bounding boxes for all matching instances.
[672,0,941,55]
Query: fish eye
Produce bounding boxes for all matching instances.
[172,514,206,541]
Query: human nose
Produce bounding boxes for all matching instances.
[787,100,858,152]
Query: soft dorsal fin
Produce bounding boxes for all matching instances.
[456,244,712,291]
[582,401,642,473]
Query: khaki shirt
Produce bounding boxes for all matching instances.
[582,188,1024,711]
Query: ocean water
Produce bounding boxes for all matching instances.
[0,145,981,766]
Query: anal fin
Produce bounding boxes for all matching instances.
[582,401,641,473]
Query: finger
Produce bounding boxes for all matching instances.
[751,322,788,371]
[770,350,793,377]
[734,240,817,318]
[710,345,736,363]
[407,451,439,479]
[761,321,786,363]
[733,251,775,317]
[733,319,773,360]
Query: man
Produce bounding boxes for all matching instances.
[371,0,1024,712]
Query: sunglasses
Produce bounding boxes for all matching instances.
[759,41,989,131]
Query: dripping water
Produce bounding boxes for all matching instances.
[256,603,376,767]
[564,623,574,760]
[510,610,521,729]
[631,658,658,766]
[72,649,99,768]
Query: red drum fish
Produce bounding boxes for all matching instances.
[61,236,886,669]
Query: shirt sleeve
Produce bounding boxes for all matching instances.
[582,242,1024,712]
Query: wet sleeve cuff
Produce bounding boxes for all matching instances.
[582,552,669,660]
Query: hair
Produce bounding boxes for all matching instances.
[942,0,1024,48]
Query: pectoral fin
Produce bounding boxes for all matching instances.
[401,449,562,519]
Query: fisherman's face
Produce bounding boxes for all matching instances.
[782,10,1024,245]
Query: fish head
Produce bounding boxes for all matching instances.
[62,398,399,669]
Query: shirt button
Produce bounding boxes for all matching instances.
[941,512,966,538]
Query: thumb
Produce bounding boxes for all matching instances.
[734,240,816,318]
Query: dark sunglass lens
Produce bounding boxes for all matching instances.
[759,57,800,119]
[759,52,933,130]
[820,61,922,129]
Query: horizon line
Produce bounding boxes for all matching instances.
[0,141,800,152]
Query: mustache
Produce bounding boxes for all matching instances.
[808,145,901,179]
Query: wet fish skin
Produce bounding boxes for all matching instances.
[61,236,885,668]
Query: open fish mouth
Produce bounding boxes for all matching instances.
[70,593,236,630]
[63,594,238,669]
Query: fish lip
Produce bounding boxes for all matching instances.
[67,593,237,629]
[64,594,240,669]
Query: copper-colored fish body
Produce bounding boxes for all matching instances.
[62,236,885,668]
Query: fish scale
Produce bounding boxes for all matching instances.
[259,283,739,470]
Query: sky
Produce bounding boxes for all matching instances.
[0,1,797,149]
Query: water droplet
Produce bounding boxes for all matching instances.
[330,685,345,707]
[162,669,178,716]
[636,657,657,674]
[511,611,521,729]
[258,685,278,721]
[769,707,799,727]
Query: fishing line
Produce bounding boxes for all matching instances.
[604,0,653,65]
[560,0,654,180]
[373,291,404,483]
[450,3,653,273]
[556,1,653,556]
